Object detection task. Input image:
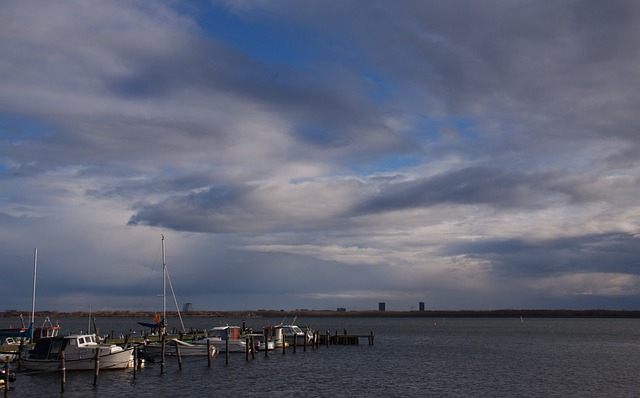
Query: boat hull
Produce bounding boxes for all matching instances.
[192,338,247,353]
[144,340,217,357]
[21,348,134,371]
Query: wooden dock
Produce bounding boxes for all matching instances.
[319,330,374,345]
[102,328,374,347]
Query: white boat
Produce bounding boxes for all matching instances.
[144,338,218,358]
[193,326,247,353]
[21,334,134,371]
[280,324,314,345]
[259,325,288,350]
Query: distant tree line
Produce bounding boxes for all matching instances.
[2,309,640,318]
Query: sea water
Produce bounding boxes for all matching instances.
[3,316,640,397]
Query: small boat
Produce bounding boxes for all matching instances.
[143,338,218,358]
[259,325,289,350]
[0,337,22,363]
[280,323,314,345]
[21,334,134,371]
[193,326,247,353]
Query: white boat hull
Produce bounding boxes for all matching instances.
[144,340,217,357]
[192,338,247,353]
[21,349,134,371]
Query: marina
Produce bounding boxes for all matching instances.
[3,316,640,397]
[2,316,640,397]
[0,315,374,396]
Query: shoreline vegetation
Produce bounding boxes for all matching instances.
[2,309,640,319]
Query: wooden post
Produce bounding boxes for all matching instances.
[207,339,212,368]
[335,330,338,345]
[282,333,286,355]
[133,346,137,379]
[369,331,374,345]
[250,336,255,359]
[326,331,330,347]
[60,350,66,393]
[225,334,230,365]
[160,334,166,374]
[303,328,308,352]
[93,345,100,386]
[293,333,297,353]
[245,337,250,362]
[264,329,269,358]
[175,341,182,371]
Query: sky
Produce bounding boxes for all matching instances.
[1,0,640,312]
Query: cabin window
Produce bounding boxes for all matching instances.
[50,340,61,354]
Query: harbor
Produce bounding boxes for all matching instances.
[1,315,374,396]
[3,316,640,397]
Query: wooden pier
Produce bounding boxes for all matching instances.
[103,328,374,347]
[319,330,374,346]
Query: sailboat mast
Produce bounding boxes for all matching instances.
[30,248,37,339]
[161,234,166,333]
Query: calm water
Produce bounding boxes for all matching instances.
[3,316,640,397]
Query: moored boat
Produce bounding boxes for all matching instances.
[280,323,314,345]
[259,325,289,350]
[21,334,134,371]
[0,337,22,363]
[193,326,247,353]
[143,338,218,358]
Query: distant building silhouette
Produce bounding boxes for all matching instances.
[337,307,346,312]
[182,302,193,312]
[379,302,386,311]
[419,302,425,311]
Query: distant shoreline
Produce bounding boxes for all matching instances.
[2,309,640,318]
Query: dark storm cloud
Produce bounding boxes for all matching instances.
[354,166,610,214]
[445,232,640,277]
[127,183,250,232]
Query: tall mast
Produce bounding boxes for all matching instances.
[161,234,166,333]
[31,248,37,338]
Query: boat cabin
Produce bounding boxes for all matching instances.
[26,334,99,360]
[262,325,287,347]
[208,326,242,340]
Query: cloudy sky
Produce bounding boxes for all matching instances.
[1,0,639,312]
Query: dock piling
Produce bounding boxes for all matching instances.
[60,350,66,393]
[225,334,230,365]
[160,334,166,374]
[175,341,182,371]
[93,345,100,386]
